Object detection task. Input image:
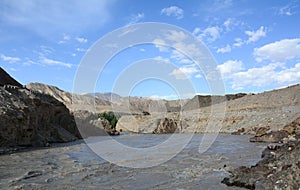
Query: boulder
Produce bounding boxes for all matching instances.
[153,118,178,134]
[254,126,270,137]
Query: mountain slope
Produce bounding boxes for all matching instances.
[0,67,22,88]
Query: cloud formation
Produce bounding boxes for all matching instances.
[161,6,184,19]
[0,54,21,63]
[245,26,267,43]
[254,38,300,62]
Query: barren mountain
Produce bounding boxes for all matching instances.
[26,80,300,135]
[117,84,300,134]
[26,83,111,112]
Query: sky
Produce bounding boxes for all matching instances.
[0,0,299,99]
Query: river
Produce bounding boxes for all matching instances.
[0,134,267,189]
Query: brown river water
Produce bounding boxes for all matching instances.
[0,134,267,190]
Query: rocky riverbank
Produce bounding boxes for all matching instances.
[222,117,300,189]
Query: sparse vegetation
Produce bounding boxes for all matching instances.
[98,112,119,129]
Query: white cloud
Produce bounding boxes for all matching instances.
[217,60,244,78]
[165,30,187,42]
[193,26,221,42]
[150,94,179,100]
[171,50,193,64]
[76,48,86,52]
[254,38,300,62]
[76,37,88,43]
[278,4,295,16]
[161,6,184,19]
[58,34,71,44]
[127,13,144,25]
[170,66,199,79]
[223,18,233,31]
[152,39,169,52]
[195,74,202,78]
[233,38,244,47]
[245,26,267,43]
[40,57,72,68]
[154,56,170,63]
[0,54,21,63]
[230,63,300,90]
[217,44,231,53]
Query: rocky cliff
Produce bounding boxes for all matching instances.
[0,68,81,148]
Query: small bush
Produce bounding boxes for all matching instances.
[98,112,119,129]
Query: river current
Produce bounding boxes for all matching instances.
[0,134,267,189]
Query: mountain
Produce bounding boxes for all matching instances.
[116,84,300,134]
[26,83,111,112]
[87,92,122,102]
[0,67,22,88]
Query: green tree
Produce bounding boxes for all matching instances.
[98,112,119,129]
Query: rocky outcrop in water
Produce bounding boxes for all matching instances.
[222,117,300,189]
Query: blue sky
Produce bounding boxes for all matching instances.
[0,0,299,99]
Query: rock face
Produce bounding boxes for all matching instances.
[0,86,81,147]
[153,118,178,134]
[0,67,23,88]
[0,68,81,148]
[222,117,300,189]
[250,117,300,143]
[183,93,246,110]
[249,130,290,143]
[222,140,300,189]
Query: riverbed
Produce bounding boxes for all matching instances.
[0,134,267,189]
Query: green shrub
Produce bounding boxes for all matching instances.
[98,112,119,129]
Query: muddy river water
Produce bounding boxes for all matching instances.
[0,134,267,190]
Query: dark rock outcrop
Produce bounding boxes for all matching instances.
[153,118,178,134]
[222,140,300,189]
[222,117,300,189]
[250,117,300,143]
[249,130,290,143]
[0,68,81,148]
[0,87,81,147]
[0,67,22,88]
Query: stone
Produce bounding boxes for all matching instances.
[153,118,178,134]
[249,130,289,143]
[254,126,270,137]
